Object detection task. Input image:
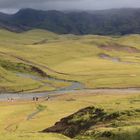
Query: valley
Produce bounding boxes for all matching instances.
[0,29,140,93]
[0,29,140,140]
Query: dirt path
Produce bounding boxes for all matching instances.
[27,110,41,121]
[5,119,23,132]
[0,88,140,102]
[5,108,44,132]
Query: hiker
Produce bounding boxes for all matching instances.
[33,97,35,101]
[36,97,39,101]
[11,98,14,102]
[33,97,39,101]
[46,96,50,101]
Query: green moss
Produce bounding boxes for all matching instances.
[0,59,39,76]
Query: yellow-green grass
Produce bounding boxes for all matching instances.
[0,29,140,139]
[0,92,139,140]
[0,133,70,140]
[0,29,140,91]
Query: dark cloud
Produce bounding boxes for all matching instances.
[0,0,140,13]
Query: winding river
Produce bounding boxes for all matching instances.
[0,73,140,101]
[0,73,85,101]
[0,87,140,101]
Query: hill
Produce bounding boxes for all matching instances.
[0,29,140,92]
[43,106,140,140]
[0,8,140,35]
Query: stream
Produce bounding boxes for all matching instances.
[0,73,85,101]
[0,73,140,101]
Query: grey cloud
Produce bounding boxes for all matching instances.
[0,0,140,13]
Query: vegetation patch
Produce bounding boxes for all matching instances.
[42,106,121,138]
[42,106,140,138]
[0,59,47,77]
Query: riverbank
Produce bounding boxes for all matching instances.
[0,87,140,102]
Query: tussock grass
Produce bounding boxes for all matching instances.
[0,29,140,91]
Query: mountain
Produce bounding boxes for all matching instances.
[0,8,140,35]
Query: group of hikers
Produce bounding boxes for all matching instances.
[33,96,50,101]
[7,97,40,102]
[33,97,39,101]
[7,98,14,102]
[7,96,50,102]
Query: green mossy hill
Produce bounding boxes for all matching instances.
[0,59,47,77]
[42,106,122,138]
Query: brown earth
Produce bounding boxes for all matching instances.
[99,43,140,53]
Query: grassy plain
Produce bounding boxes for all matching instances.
[0,92,139,140]
[0,29,140,92]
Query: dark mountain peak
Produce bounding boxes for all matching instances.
[0,8,140,35]
[16,8,63,15]
[17,8,36,13]
[15,8,43,17]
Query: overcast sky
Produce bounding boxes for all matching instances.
[0,0,140,13]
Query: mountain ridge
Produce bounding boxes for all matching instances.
[0,8,140,35]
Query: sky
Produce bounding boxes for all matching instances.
[0,0,140,13]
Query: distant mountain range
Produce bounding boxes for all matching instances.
[0,8,140,35]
